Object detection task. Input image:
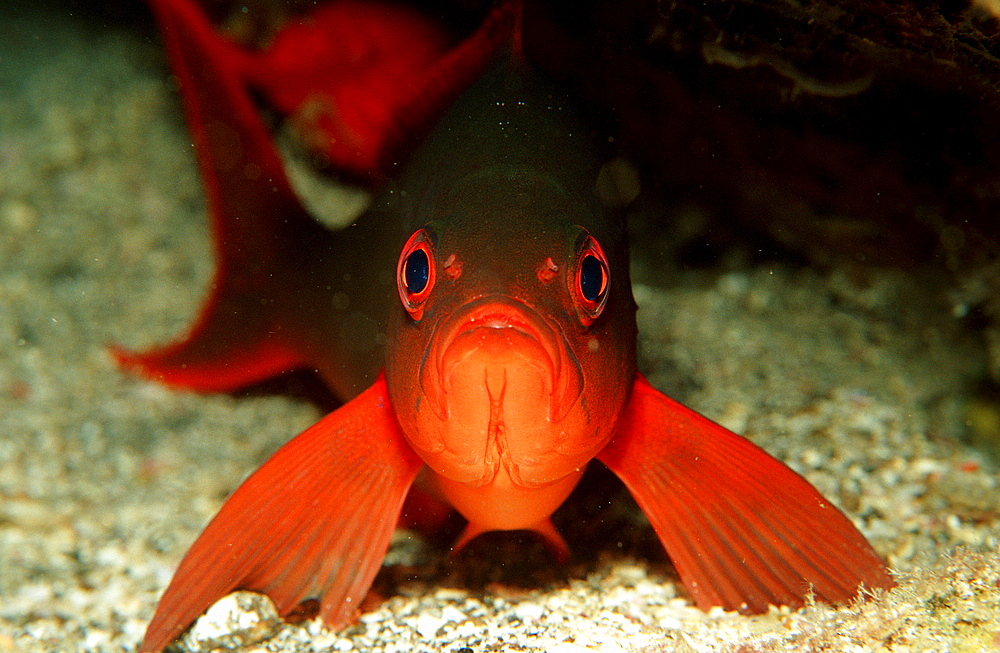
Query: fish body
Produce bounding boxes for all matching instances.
[127,1,894,651]
[382,62,635,544]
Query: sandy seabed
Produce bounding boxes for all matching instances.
[1,5,998,652]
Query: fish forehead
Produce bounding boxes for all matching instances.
[395,59,607,229]
[431,168,583,254]
[384,60,623,298]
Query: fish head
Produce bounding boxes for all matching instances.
[385,169,637,491]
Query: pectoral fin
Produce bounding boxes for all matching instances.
[598,374,893,613]
[139,375,423,653]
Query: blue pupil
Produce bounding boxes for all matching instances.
[580,254,604,302]
[404,248,429,294]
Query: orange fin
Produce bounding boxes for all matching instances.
[115,0,334,392]
[598,374,894,613]
[139,375,423,653]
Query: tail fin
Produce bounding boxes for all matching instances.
[115,0,335,392]
[599,375,894,613]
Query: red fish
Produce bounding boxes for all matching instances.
[126,1,894,651]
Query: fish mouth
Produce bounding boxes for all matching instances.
[413,295,586,487]
[419,295,583,424]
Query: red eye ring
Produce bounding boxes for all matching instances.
[572,233,610,325]
[397,229,436,321]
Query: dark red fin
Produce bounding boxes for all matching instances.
[598,374,894,613]
[115,0,333,392]
[139,375,423,653]
[240,0,454,177]
[209,0,518,179]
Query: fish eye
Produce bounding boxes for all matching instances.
[572,233,609,325]
[404,248,429,294]
[579,254,604,302]
[397,229,436,320]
